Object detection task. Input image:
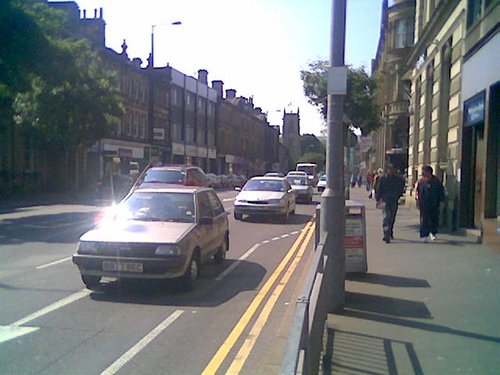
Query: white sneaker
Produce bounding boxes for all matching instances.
[429,234,436,241]
[420,237,429,243]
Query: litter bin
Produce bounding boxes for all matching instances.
[345,200,367,273]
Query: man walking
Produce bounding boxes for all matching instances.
[416,165,445,242]
[375,164,405,243]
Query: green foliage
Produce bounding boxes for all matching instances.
[5,1,124,148]
[300,61,381,134]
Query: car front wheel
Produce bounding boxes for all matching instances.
[178,252,200,291]
[214,235,229,264]
[81,275,101,290]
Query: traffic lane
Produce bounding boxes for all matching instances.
[0,197,317,374]
[0,230,308,374]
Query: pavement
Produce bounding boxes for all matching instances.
[320,187,500,375]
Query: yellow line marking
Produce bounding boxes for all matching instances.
[201,220,315,375]
[226,221,316,374]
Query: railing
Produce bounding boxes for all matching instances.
[280,206,331,375]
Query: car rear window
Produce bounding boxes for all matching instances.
[143,170,185,184]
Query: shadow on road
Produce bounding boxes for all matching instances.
[88,258,266,308]
[0,211,99,245]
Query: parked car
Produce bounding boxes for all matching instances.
[205,173,222,189]
[285,175,314,203]
[233,176,296,221]
[317,174,327,192]
[73,186,229,291]
[132,164,208,190]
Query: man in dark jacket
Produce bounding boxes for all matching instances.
[375,164,406,243]
[416,165,445,242]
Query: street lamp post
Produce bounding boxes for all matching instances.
[150,21,182,68]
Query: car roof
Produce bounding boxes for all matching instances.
[147,164,203,171]
[133,185,211,194]
[250,176,285,181]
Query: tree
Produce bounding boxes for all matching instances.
[300,61,380,134]
[4,1,124,190]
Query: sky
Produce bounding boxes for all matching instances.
[63,0,382,136]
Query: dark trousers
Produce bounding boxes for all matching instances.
[420,206,439,237]
[382,200,399,239]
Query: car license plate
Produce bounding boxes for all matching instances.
[102,261,143,272]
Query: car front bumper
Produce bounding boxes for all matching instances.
[234,203,287,216]
[72,254,188,279]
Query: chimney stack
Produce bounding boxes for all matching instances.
[212,80,224,98]
[226,89,236,99]
[198,69,208,85]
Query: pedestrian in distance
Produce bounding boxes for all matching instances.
[416,165,445,242]
[375,164,406,243]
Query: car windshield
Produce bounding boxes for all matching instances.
[143,169,185,184]
[243,179,285,192]
[120,191,195,223]
[286,176,308,186]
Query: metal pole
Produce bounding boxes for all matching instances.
[150,25,155,68]
[321,0,346,313]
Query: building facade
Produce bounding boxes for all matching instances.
[459,0,499,247]
[372,0,416,174]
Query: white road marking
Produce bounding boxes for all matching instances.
[216,244,260,281]
[101,310,184,375]
[222,198,235,202]
[12,289,91,326]
[272,237,280,241]
[262,240,270,244]
[36,256,72,270]
[280,234,289,238]
[0,326,39,344]
[291,230,300,235]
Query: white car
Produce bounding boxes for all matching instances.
[233,177,296,222]
[317,175,326,192]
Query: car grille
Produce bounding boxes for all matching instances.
[96,242,158,257]
[247,200,270,205]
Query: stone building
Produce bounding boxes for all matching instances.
[282,109,301,169]
[214,83,278,177]
[405,0,499,243]
[459,0,499,247]
[372,0,415,174]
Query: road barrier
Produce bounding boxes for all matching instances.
[281,201,366,374]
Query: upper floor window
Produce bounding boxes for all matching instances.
[467,0,493,27]
[393,18,414,48]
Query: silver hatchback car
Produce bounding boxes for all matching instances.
[233,176,296,221]
[73,186,229,291]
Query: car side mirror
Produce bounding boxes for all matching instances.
[199,217,214,225]
[235,187,242,192]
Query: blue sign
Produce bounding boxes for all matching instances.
[464,91,485,127]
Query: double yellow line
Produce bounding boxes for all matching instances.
[202,219,316,375]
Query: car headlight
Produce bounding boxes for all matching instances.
[155,245,181,256]
[78,241,98,254]
[235,199,247,204]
